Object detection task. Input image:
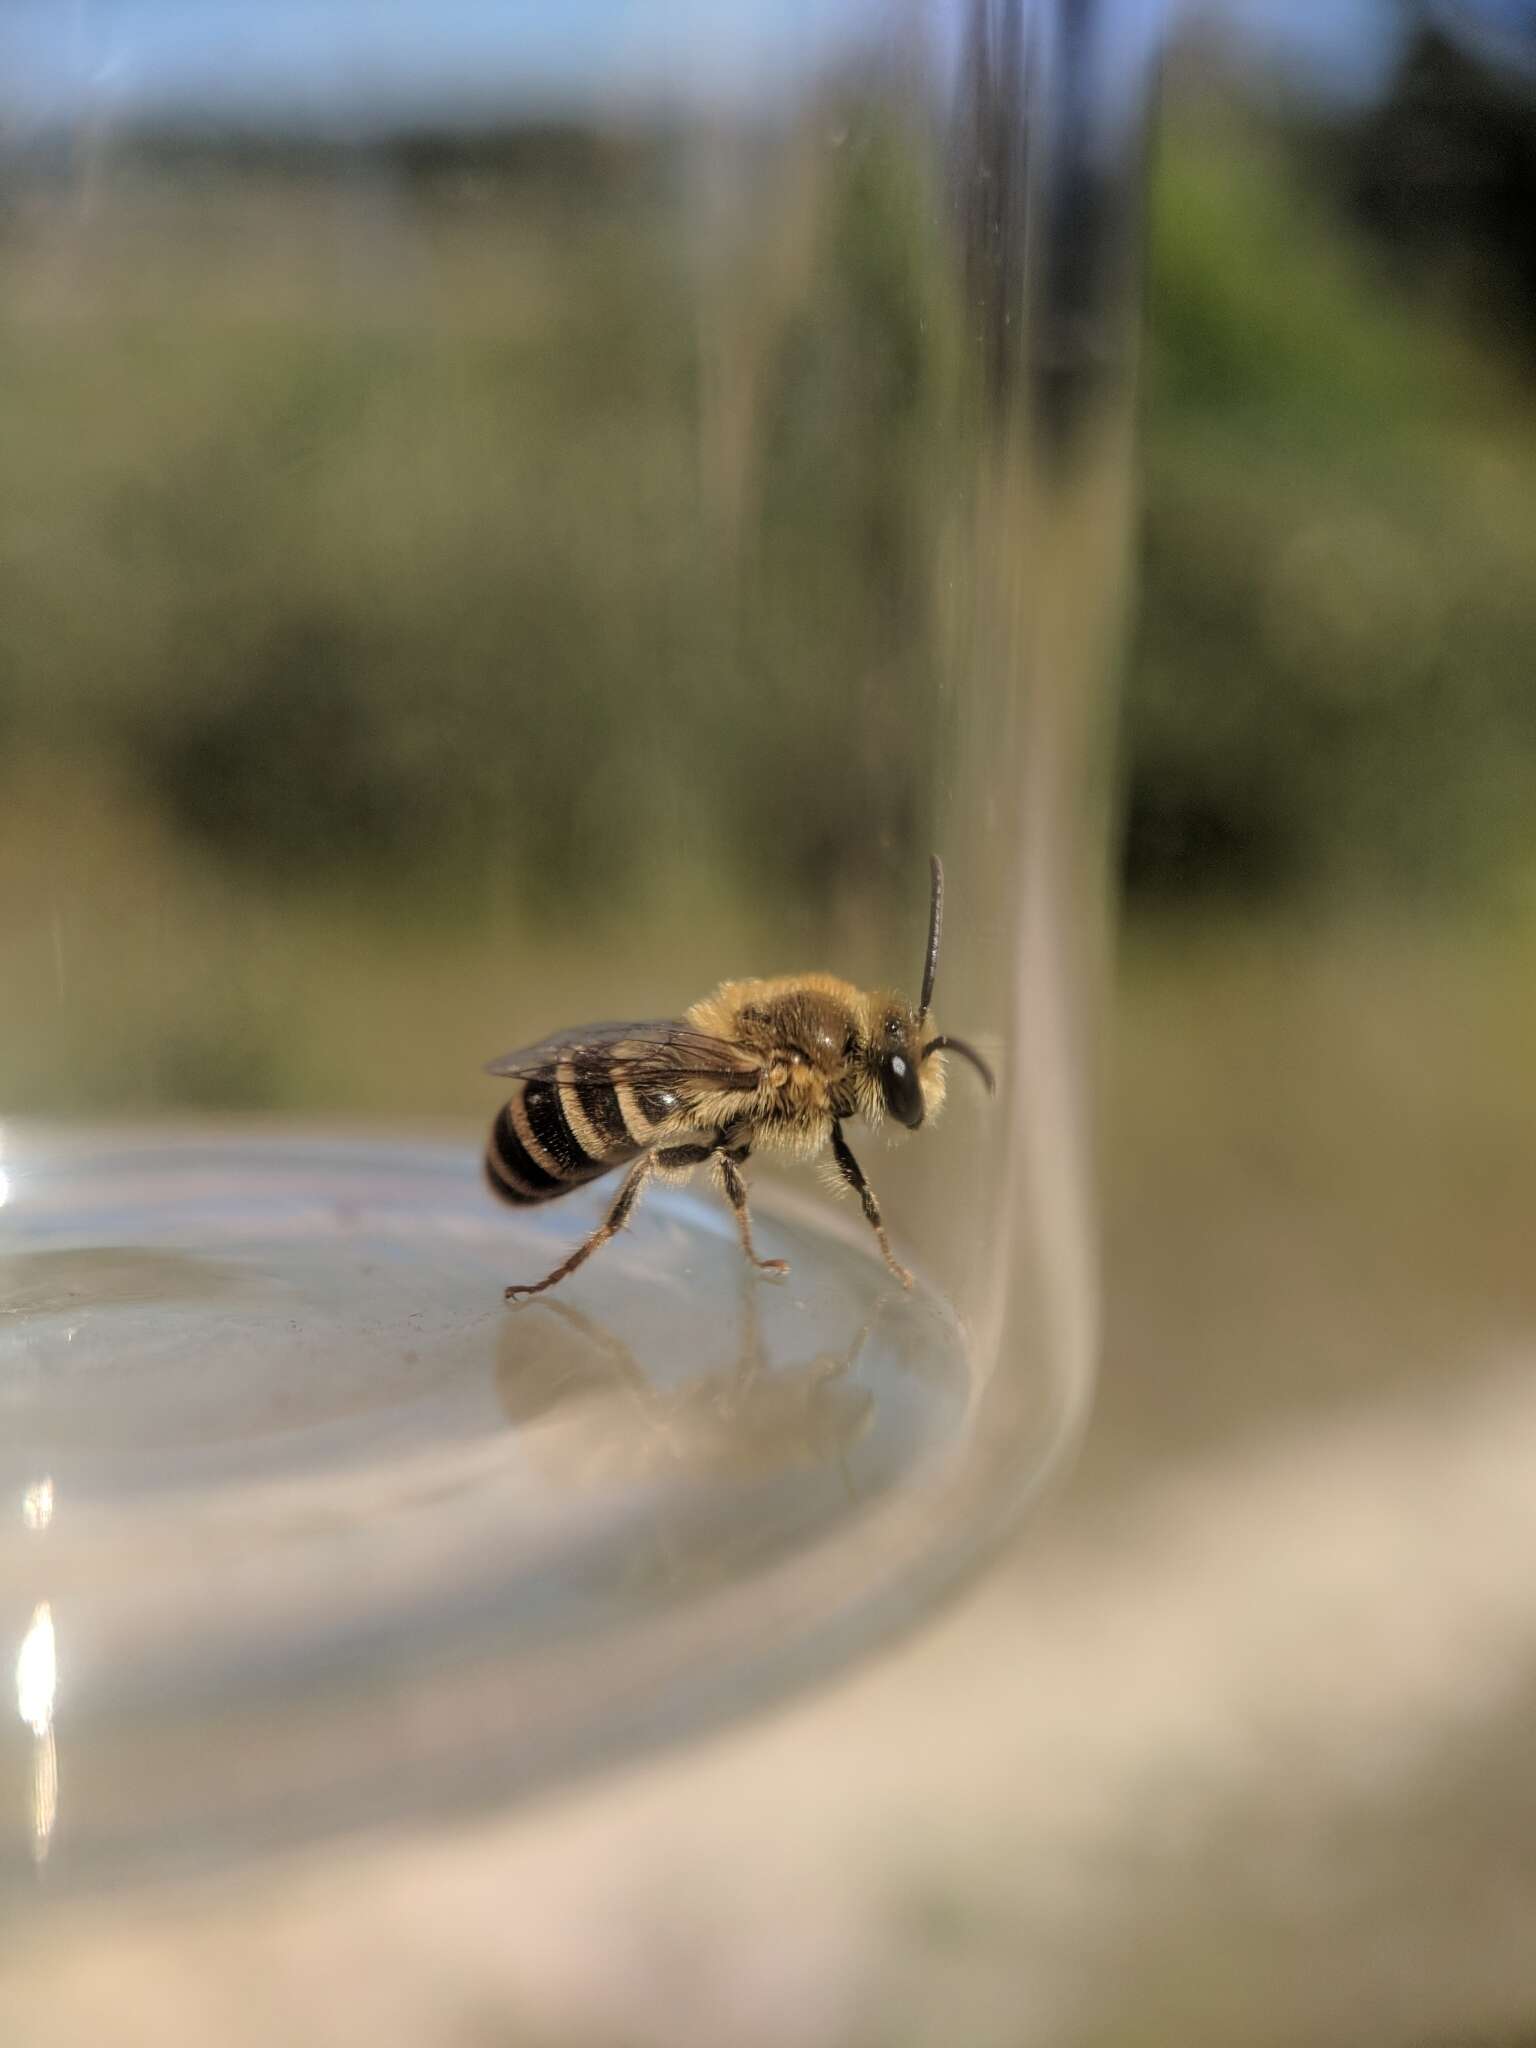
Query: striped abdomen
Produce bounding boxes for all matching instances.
[484,1065,684,1207]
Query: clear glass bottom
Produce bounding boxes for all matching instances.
[2,1130,987,1898]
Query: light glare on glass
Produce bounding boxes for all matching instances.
[16,1602,56,1738]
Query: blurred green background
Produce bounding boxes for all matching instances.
[1130,35,1536,907]
[8,11,1536,2045]
[2,4,1535,1117]
[0,95,960,1112]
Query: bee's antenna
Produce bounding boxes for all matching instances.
[922,1034,995,1096]
[918,854,943,1025]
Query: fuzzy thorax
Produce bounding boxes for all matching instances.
[685,972,947,1147]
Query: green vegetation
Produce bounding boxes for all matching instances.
[0,118,950,925]
[1129,105,1536,899]
[4,84,1536,1114]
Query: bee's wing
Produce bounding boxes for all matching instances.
[485,1019,765,1092]
[484,1020,659,1081]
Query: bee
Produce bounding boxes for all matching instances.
[484,855,994,1299]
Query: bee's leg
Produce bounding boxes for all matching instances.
[653,1141,717,1169]
[716,1147,790,1280]
[829,1121,912,1289]
[504,1154,653,1301]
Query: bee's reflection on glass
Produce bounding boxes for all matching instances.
[495,1277,879,1501]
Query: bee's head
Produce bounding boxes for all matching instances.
[874,855,995,1130]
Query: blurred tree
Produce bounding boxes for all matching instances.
[1124,82,1536,901]
[1342,17,1536,361]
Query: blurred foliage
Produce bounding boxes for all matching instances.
[5,47,1536,1115]
[1339,23,1536,357]
[1126,66,1536,900]
[0,111,950,924]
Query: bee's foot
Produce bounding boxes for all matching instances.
[505,1282,545,1302]
[755,1257,791,1279]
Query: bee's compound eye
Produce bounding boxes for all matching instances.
[880,1049,925,1130]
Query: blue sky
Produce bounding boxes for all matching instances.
[0,1,1431,128]
[0,0,892,124]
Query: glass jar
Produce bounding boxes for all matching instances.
[0,0,1156,1894]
